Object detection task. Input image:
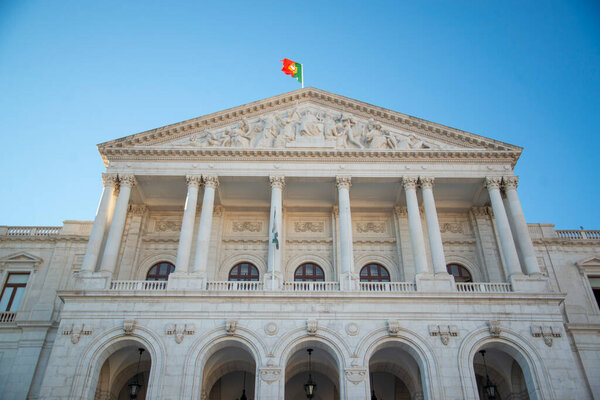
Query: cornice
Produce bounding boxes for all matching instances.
[0,235,88,243]
[97,88,522,163]
[532,238,600,247]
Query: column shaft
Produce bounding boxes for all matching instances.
[192,176,218,275]
[80,174,118,273]
[403,177,430,275]
[421,177,448,275]
[174,176,201,274]
[99,175,136,274]
[267,176,284,275]
[337,176,354,277]
[485,177,523,276]
[504,176,541,275]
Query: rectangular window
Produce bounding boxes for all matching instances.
[589,277,600,311]
[0,273,30,311]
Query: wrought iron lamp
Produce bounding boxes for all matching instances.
[304,348,317,399]
[128,348,145,399]
[479,350,498,400]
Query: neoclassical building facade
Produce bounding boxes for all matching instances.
[0,88,599,399]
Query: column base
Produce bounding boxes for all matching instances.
[167,272,205,290]
[509,274,550,293]
[415,272,455,292]
[340,272,359,291]
[73,271,112,290]
[263,272,283,291]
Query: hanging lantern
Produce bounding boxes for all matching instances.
[129,348,145,399]
[304,349,317,399]
[479,350,498,400]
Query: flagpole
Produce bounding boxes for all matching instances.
[302,63,304,88]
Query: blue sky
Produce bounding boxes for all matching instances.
[0,0,598,228]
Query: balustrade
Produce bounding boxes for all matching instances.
[109,280,167,291]
[556,230,600,240]
[359,282,417,292]
[0,312,16,323]
[456,282,512,293]
[5,226,61,236]
[283,281,340,291]
[206,281,264,291]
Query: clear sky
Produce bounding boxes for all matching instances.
[0,0,598,229]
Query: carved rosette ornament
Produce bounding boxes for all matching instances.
[264,322,279,336]
[269,175,285,189]
[401,176,418,191]
[503,176,519,191]
[336,176,352,190]
[186,175,202,188]
[260,367,282,383]
[119,175,137,188]
[419,176,435,189]
[484,176,502,190]
[102,173,119,187]
[345,322,359,336]
[202,175,219,189]
[344,368,367,385]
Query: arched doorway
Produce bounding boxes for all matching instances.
[368,342,424,400]
[95,344,151,400]
[474,345,531,400]
[285,341,340,400]
[202,341,257,400]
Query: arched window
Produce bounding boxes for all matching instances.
[447,263,472,282]
[146,262,175,281]
[294,263,325,282]
[360,263,390,282]
[228,262,260,281]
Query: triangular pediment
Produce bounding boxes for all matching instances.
[98,88,521,162]
[0,252,43,267]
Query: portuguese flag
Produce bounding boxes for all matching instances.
[281,58,303,85]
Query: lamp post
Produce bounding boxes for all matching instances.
[479,350,498,400]
[128,348,145,399]
[304,348,317,399]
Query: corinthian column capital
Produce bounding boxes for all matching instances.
[402,176,418,190]
[503,176,519,191]
[269,175,285,190]
[119,174,137,188]
[186,175,202,188]
[202,175,219,189]
[419,176,435,189]
[102,173,119,187]
[336,176,352,190]
[484,176,502,190]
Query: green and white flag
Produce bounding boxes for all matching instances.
[272,209,279,250]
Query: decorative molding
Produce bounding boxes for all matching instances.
[123,320,136,335]
[165,323,196,344]
[484,176,502,190]
[154,220,181,233]
[225,319,238,335]
[471,207,491,217]
[264,322,279,336]
[232,221,262,232]
[402,176,418,190]
[336,176,351,190]
[129,204,148,216]
[420,176,435,189]
[259,367,282,383]
[503,175,519,191]
[269,175,285,189]
[356,222,385,234]
[294,221,324,233]
[428,324,458,345]
[101,173,119,187]
[213,205,224,217]
[488,320,501,338]
[306,319,318,335]
[531,325,561,347]
[119,174,137,188]
[394,206,408,217]
[202,174,219,188]
[345,322,359,336]
[186,175,202,187]
[440,223,464,234]
[62,324,92,344]
[344,368,367,385]
[387,320,401,336]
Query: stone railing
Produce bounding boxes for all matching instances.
[206,281,264,291]
[283,281,340,291]
[109,280,167,291]
[0,312,16,323]
[359,282,417,292]
[556,230,600,240]
[2,226,62,236]
[456,282,513,293]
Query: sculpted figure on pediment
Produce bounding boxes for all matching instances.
[254,114,281,148]
[223,117,252,148]
[365,118,397,149]
[298,109,323,138]
[339,113,364,149]
[281,107,302,140]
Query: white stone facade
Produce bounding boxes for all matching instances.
[0,88,599,399]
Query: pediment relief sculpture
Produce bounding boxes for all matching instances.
[168,106,458,151]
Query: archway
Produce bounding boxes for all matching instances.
[473,344,532,400]
[202,341,257,400]
[95,344,151,400]
[368,342,423,400]
[285,340,341,400]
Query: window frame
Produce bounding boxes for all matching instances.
[294,263,326,282]
[228,262,260,282]
[145,262,175,281]
[446,263,473,283]
[359,263,391,282]
[0,272,30,312]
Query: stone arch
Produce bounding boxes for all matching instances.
[369,361,419,398]
[285,253,334,282]
[458,327,554,400]
[69,325,166,400]
[183,327,267,399]
[358,327,442,400]
[218,253,267,281]
[134,253,176,280]
[273,326,352,365]
[445,254,481,281]
[354,254,400,282]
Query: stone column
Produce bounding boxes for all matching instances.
[174,175,202,274]
[503,176,542,275]
[99,175,136,275]
[485,177,523,277]
[420,177,448,275]
[192,175,218,281]
[337,176,356,290]
[403,177,430,275]
[80,173,118,274]
[266,176,284,290]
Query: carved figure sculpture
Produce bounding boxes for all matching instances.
[298,109,323,137]
[339,113,364,149]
